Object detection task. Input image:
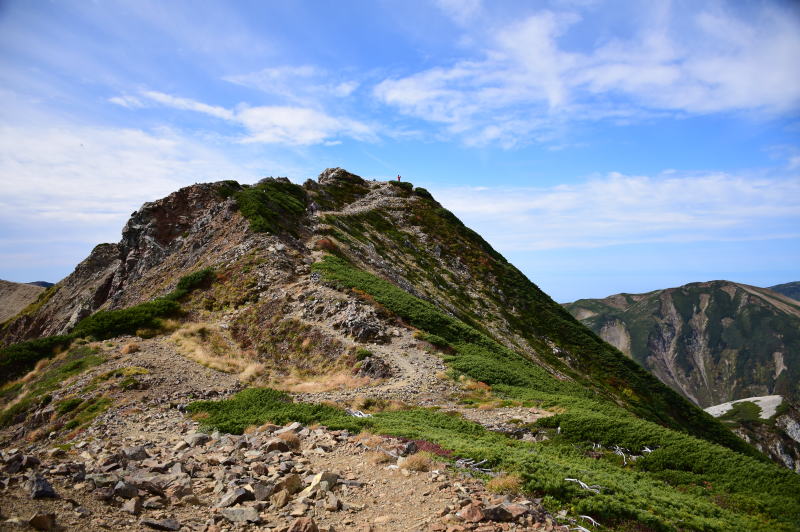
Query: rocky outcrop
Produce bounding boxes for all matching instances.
[1,182,249,345]
[1,243,120,343]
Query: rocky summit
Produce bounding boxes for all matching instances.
[1,169,800,531]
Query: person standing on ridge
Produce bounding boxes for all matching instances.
[397,174,401,181]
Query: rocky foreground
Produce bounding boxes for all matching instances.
[2,418,567,532]
[0,336,570,531]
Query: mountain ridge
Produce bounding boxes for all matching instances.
[2,168,798,531]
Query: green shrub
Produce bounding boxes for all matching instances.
[233,180,307,234]
[0,268,216,386]
[355,348,372,361]
[215,180,241,199]
[56,397,83,415]
[719,401,763,424]
[389,180,413,193]
[311,254,759,459]
[165,267,215,301]
[71,299,180,340]
[413,187,433,200]
[0,335,73,384]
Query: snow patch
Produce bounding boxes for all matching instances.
[704,395,783,420]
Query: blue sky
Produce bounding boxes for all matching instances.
[0,0,798,302]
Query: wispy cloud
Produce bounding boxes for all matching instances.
[434,172,800,251]
[142,91,235,120]
[376,3,800,146]
[115,90,377,146]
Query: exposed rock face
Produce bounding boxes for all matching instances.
[565,281,800,408]
[1,182,249,345]
[0,279,44,323]
[704,396,800,472]
[1,243,120,342]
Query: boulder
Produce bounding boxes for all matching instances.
[287,517,319,532]
[483,504,514,522]
[298,471,339,498]
[220,506,260,524]
[114,480,139,499]
[264,438,291,452]
[456,502,484,523]
[122,496,142,515]
[184,433,211,447]
[216,487,254,508]
[122,445,149,461]
[140,517,182,531]
[27,474,57,499]
[270,488,291,508]
[276,473,302,494]
[252,481,274,501]
[28,512,56,531]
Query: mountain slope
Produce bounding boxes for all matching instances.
[564,281,800,408]
[2,169,799,531]
[770,281,800,302]
[0,279,45,323]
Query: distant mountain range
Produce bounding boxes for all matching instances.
[0,280,46,324]
[564,280,800,408]
[27,281,54,288]
[565,280,800,471]
[769,281,800,302]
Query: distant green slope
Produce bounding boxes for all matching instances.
[770,281,800,302]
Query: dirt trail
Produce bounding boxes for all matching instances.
[315,182,407,218]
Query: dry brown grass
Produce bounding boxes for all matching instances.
[245,422,279,434]
[399,452,434,472]
[486,473,523,495]
[347,396,409,414]
[277,431,301,449]
[189,411,210,421]
[120,342,139,354]
[170,323,261,382]
[276,371,372,393]
[368,451,395,464]
[24,427,47,443]
[314,237,340,253]
[354,431,385,448]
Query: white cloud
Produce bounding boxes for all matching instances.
[0,124,248,230]
[135,90,375,146]
[238,106,374,145]
[142,91,234,120]
[433,172,800,251]
[376,3,800,146]
[108,95,143,108]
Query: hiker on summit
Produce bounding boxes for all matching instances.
[397,175,401,181]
